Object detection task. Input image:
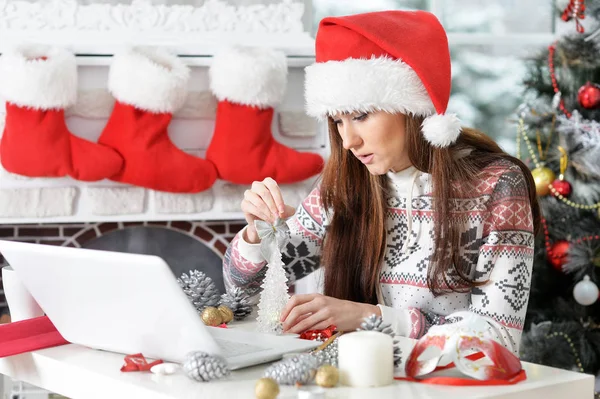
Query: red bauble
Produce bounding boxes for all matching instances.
[551,179,573,197]
[578,82,600,109]
[548,240,570,271]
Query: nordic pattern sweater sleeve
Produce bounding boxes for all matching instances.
[378,164,535,355]
[222,187,325,297]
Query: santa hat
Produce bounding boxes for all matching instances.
[305,10,462,148]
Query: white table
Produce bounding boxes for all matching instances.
[0,322,595,399]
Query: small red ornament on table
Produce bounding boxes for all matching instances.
[120,353,163,372]
[299,325,337,341]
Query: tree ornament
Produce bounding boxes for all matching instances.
[552,179,573,197]
[183,351,230,382]
[561,0,586,33]
[315,365,339,388]
[358,314,402,367]
[532,166,556,196]
[573,275,599,306]
[220,287,253,321]
[551,146,573,197]
[255,377,280,399]
[255,218,291,334]
[548,43,571,118]
[548,240,570,271]
[263,354,319,385]
[577,81,600,109]
[217,305,234,324]
[177,270,221,313]
[201,306,223,326]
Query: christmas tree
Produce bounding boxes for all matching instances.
[517,0,600,378]
[255,219,292,334]
[256,248,291,334]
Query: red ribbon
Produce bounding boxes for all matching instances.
[396,369,527,386]
[120,353,163,372]
[299,325,337,341]
[0,316,69,358]
[397,353,528,386]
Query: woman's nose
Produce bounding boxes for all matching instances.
[341,126,362,150]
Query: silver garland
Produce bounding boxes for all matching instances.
[183,351,230,382]
[177,270,221,313]
[358,314,402,368]
[263,353,319,385]
[310,339,338,368]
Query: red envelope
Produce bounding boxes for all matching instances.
[0,316,69,358]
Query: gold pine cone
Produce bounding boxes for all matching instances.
[255,377,279,399]
[218,305,234,324]
[201,306,222,326]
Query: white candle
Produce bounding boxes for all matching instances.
[337,331,394,387]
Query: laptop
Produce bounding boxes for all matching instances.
[0,240,320,369]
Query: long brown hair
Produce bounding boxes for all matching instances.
[320,114,540,303]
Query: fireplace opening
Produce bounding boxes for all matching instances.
[82,226,226,294]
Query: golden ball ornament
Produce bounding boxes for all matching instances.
[201,306,223,326]
[315,365,339,388]
[255,377,280,399]
[531,167,556,196]
[218,305,234,324]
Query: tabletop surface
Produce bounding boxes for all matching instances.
[0,319,595,399]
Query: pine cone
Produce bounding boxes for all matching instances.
[178,270,221,313]
[359,314,395,335]
[183,351,230,382]
[358,314,402,368]
[263,354,319,385]
[220,287,253,321]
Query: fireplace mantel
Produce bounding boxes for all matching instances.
[0,0,315,55]
[0,0,325,224]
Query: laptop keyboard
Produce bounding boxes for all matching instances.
[214,339,270,358]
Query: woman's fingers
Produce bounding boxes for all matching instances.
[280,294,319,322]
[242,190,272,222]
[252,181,279,221]
[285,310,331,334]
[262,178,285,215]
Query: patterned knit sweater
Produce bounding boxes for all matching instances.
[223,159,535,354]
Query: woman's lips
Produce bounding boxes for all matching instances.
[356,153,374,164]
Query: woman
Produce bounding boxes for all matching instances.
[223,10,539,354]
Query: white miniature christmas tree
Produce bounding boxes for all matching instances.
[254,218,291,334]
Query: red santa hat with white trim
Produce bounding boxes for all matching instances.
[305,10,461,148]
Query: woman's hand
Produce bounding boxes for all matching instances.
[280,293,381,334]
[240,177,296,244]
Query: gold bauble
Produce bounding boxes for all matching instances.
[218,305,234,324]
[201,306,222,326]
[255,377,280,399]
[531,167,556,196]
[315,365,339,388]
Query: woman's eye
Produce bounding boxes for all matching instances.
[353,113,368,121]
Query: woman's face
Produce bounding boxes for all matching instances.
[332,111,412,175]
